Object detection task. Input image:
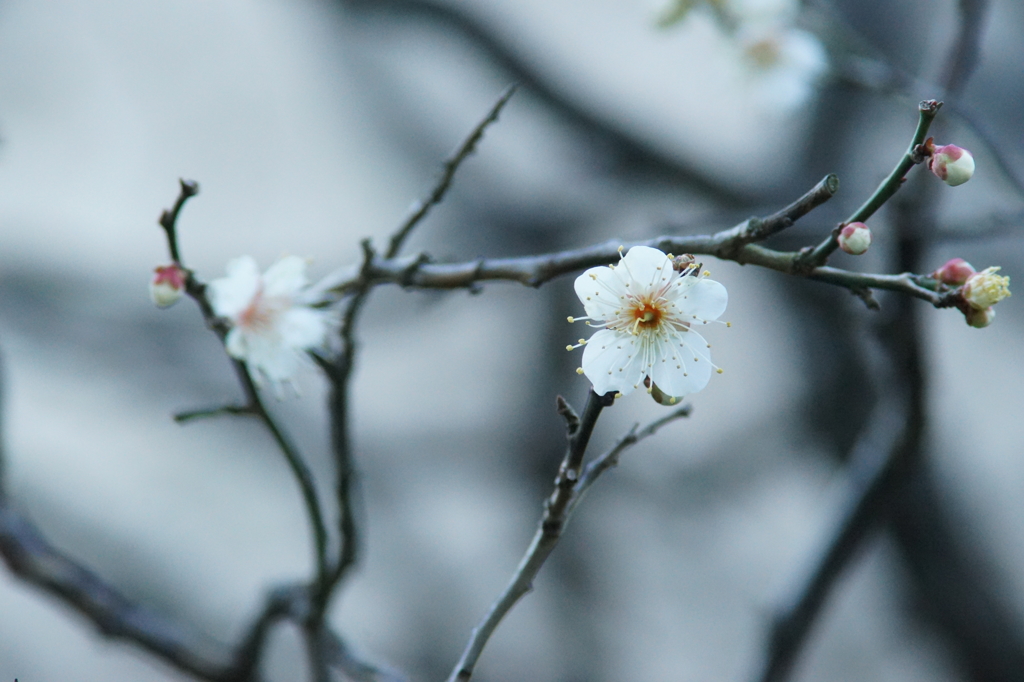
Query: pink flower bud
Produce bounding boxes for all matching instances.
[932,258,975,286]
[150,264,186,308]
[964,306,995,329]
[961,266,1011,310]
[837,222,871,255]
[929,144,974,186]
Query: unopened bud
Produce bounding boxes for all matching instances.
[964,306,996,329]
[932,258,975,286]
[672,254,696,273]
[961,266,1010,310]
[929,144,974,186]
[837,222,871,255]
[150,264,186,308]
[644,377,683,406]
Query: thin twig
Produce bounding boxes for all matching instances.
[446,398,690,682]
[807,0,1024,198]
[313,109,967,311]
[715,174,839,258]
[555,395,580,436]
[340,0,756,206]
[233,360,330,591]
[445,390,613,682]
[566,404,691,517]
[798,99,942,267]
[156,184,331,597]
[174,404,257,423]
[318,234,957,308]
[0,503,236,680]
[316,88,517,616]
[158,179,199,264]
[387,84,516,259]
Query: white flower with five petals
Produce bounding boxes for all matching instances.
[208,255,330,386]
[569,246,728,399]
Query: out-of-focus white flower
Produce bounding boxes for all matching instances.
[929,143,975,186]
[738,25,828,112]
[961,266,1011,310]
[837,222,872,255]
[568,246,728,399]
[150,264,186,308]
[208,255,330,386]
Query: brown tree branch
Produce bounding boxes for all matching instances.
[447,393,690,682]
[0,504,239,681]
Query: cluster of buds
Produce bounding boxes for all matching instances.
[150,263,187,308]
[932,258,1011,328]
[920,138,975,187]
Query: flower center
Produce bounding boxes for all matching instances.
[630,300,663,334]
[237,288,285,333]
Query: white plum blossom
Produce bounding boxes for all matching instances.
[961,266,1011,310]
[569,246,728,400]
[737,24,828,112]
[208,255,330,387]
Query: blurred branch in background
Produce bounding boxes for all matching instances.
[338,0,759,206]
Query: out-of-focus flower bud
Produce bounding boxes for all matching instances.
[929,144,975,186]
[964,306,995,329]
[932,258,975,286]
[837,222,871,255]
[645,377,683,406]
[150,264,186,308]
[672,253,696,273]
[962,266,1011,310]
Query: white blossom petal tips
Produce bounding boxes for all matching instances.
[568,246,728,401]
[208,255,331,387]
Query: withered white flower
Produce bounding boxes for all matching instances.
[208,255,330,386]
[568,246,728,399]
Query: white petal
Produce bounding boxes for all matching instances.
[243,334,301,382]
[684,278,729,321]
[279,307,329,349]
[620,246,674,291]
[263,255,309,297]
[574,266,627,320]
[649,336,713,397]
[209,256,260,318]
[224,327,248,361]
[581,329,646,396]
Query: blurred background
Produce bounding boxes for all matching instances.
[0,0,1022,680]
